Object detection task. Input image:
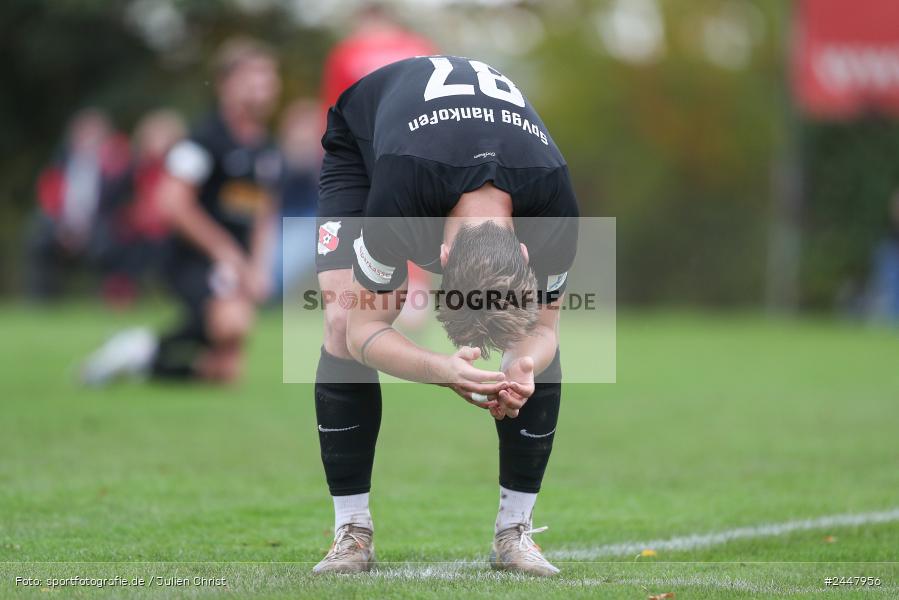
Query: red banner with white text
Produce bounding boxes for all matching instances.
[792,0,899,119]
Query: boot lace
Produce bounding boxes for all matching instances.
[325,525,366,560]
[517,524,549,553]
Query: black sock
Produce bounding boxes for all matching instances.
[495,351,562,493]
[315,348,382,496]
[150,319,205,380]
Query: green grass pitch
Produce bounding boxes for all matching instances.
[1,304,897,598]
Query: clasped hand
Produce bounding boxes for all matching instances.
[439,346,535,420]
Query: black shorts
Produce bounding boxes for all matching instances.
[161,246,214,342]
[316,107,368,273]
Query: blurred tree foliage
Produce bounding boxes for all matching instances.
[525,0,899,309]
[802,119,899,309]
[528,0,787,306]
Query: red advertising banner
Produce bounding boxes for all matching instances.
[792,0,899,119]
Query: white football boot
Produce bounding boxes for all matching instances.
[312,524,375,575]
[490,523,560,577]
[80,327,157,386]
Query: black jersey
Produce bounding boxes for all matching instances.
[321,56,579,297]
[166,110,281,259]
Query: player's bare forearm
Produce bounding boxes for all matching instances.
[344,277,439,381]
[348,323,507,401]
[487,300,560,420]
[249,197,275,272]
[346,278,506,392]
[346,319,446,383]
[501,299,561,376]
[239,197,275,302]
[158,175,245,265]
[501,324,557,376]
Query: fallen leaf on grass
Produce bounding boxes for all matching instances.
[648,593,675,600]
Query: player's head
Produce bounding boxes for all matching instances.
[67,108,111,153]
[214,37,280,120]
[133,109,185,160]
[437,221,539,358]
[279,99,322,168]
[353,2,396,30]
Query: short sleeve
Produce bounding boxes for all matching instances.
[352,227,409,292]
[165,139,213,185]
[516,168,579,303]
[351,156,446,292]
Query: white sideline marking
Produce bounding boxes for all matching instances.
[358,508,899,580]
[549,507,899,560]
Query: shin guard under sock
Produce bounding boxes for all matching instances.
[315,348,382,496]
[495,351,562,493]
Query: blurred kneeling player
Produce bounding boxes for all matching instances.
[82,38,280,385]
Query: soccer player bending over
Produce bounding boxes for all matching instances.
[81,38,281,385]
[313,56,578,576]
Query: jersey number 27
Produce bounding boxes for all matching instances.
[423,57,526,107]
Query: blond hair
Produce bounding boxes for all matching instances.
[437,222,539,358]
